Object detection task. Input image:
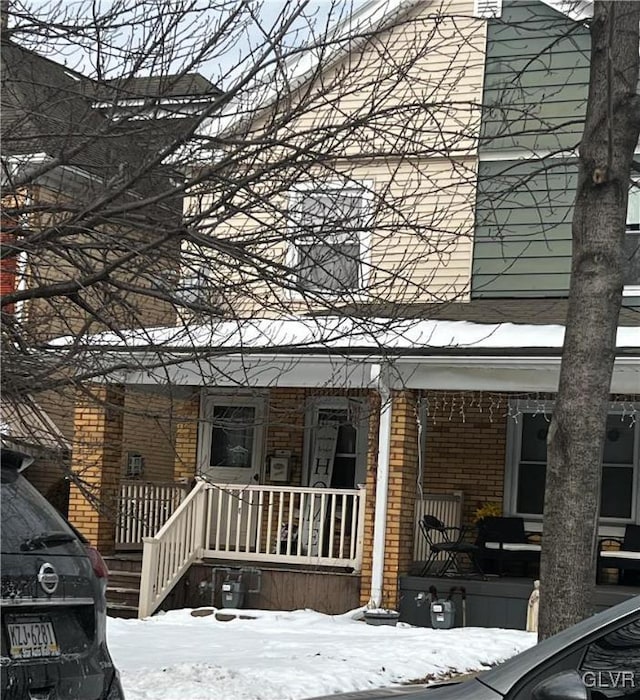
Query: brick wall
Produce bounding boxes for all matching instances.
[173,393,200,481]
[359,390,419,609]
[422,392,508,527]
[122,389,176,482]
[68,385,124,553]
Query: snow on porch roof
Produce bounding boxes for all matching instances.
[49,316,640,355]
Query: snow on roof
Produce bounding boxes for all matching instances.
[540,0,592,21]
[48,316,640,353]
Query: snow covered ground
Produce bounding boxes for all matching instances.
[107,607,536,700]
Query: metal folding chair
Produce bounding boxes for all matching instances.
[419,514,482,577]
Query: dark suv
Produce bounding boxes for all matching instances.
[1,448,124,699]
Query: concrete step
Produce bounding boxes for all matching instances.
[107,602,139,619]
[104,555,143,574]
[107,586,140,608]
[107,570,141,589]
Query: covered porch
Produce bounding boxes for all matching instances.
[62,316,639,619]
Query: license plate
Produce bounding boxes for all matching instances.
[7,618,60,659]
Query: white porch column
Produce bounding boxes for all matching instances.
[368,365,392,608]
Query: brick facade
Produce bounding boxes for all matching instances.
[359,390,420,609]
[173,393,200,482]
[422,392,509,527]
[122,389,177,482]
[68,385,124,553]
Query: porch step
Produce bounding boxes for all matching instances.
[106,586,141,608]
[107,570,141,589]
[106,602,139,619]
[104,554,143,617]
[104,554,142,574]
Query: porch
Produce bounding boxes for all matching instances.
[399,574,639,630]
[114,479,366,617]
[61,324,638,622]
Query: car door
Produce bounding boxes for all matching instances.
[507,609,640,699]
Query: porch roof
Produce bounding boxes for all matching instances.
[49,316,640,393]
[50,315,639,352]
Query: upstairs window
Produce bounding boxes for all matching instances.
[290,185,368,293]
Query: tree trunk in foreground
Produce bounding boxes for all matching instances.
[538,1,640,640]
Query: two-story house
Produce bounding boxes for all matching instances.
[47,0,639,624]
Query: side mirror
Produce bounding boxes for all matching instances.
[532,671,590,700]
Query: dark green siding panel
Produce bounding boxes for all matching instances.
[472,158,578,297]
[474,256,570,275]
[473,239,572,259]
[473,273,571,297]
[480,0,590,153]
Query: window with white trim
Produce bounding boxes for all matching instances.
[508,406,639,521]
[290,185,367,293]
[625,183,640,289]
[198,394,265,478]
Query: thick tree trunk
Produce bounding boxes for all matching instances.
[538,1,640,640]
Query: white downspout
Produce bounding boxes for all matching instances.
[368,363,392,609]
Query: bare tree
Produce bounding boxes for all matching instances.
[2,0,638,633]
[539,0,640,639]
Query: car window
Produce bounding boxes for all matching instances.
[0,467,77,552]
[508,612,640,699]
[580,619,640,698]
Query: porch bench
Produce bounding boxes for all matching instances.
[476,516,541,577]
[597,525,640,585]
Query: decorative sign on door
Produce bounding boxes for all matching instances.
[301,422,339,555]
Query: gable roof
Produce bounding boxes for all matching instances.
[0,39,182,214]
[201,0,588,140]
[94,73,221,101]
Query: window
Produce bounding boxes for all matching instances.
[508,406,639,521]
[178,249,221,311]
[210,404,256,469]
[625,184,640,290]
[198,394,265,481]
[290,185,368,293]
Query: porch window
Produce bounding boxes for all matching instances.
[210,405,256,469]
[198,394,265,482]
[509,408,639,521]
[290,185,368,293]
[625,183,640,289]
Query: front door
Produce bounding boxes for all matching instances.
[304,398,368,489]
[198,394,265,552]
[301,398,368,555]
[198,394,264,485]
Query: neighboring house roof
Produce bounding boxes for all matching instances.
[1,38,217,194]
[0,38,185,216]
[1,40,111,167]
[94,73,221,101]
[0,397,71,452]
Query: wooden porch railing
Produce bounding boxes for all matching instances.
[116,480,188,548]
[139,480,208,619]
[203,483,366,568]
[138,481,366,618]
